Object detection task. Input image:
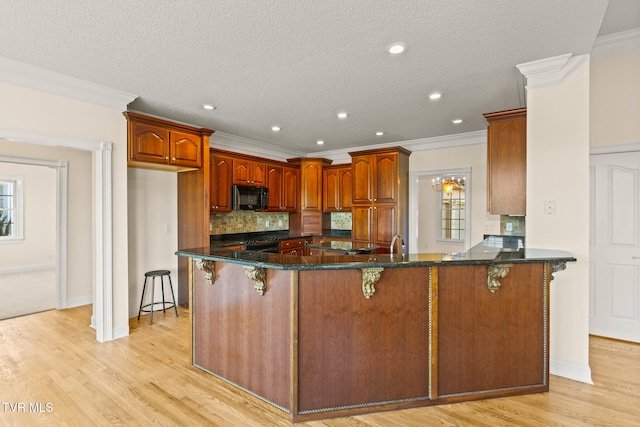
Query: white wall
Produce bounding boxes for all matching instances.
[526,61,591,381]
[409,143,499,251]
[127,168,178,317]
[0,142,92,304]
[0,161,56,270]
[0,81,130,336]
[591,52,640,147]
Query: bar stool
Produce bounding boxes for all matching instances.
[137,270,178,324]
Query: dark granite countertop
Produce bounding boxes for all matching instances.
[178,238,575,271]
[306,241,379,254]
[210,229,351,247]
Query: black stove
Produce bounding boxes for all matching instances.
[244,237,279,252]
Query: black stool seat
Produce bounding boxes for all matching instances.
[137,269,178,324]
[145,269,171,277]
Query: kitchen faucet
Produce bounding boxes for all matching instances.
[390,234,405,256]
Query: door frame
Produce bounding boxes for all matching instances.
[0,127,113,342]
[589,142,640,341]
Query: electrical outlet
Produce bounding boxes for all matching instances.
[265,220,270,228]
[506,223,513,232]
[278,219,283,226]
[484,223,493,232]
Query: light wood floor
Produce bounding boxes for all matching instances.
[0,305,638,426]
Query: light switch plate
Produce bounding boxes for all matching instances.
[544,200,556,215]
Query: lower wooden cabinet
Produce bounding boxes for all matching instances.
[279,237,311,255]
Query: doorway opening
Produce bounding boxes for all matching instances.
[0,159,61,319]
[409,167,471,254]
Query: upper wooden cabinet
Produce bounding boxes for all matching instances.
[483,108,527,215]
[210,153,233,213]
[124,112,212,171]
[323,165,352,212]
[349,147,410,252]
[267,164,299,212]
[233,159,266,187]
[351,151,398,204]
[287,158,332,235]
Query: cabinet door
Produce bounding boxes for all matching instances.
[352,155,373,204]
[323,168,340,212]
[266,165,283,211]
[210,154,233,212]
[282,166,298,212]
[251,162,267,187]
[339,168,353,211]
[130,122,169,164]
[351,205,373,243]
[486,110,526,215]
[374,153,397,203]
[300,161,322,211]
[170,130,202,168]
[233,159,266,186]
[373,204,396,248]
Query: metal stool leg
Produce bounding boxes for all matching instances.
[137,276,148,321]
[149,275,155,325]
[168,274,179,317]
[161,275,167,313]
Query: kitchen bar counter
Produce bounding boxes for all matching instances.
[177,240,575,422]
[177,239,574,270]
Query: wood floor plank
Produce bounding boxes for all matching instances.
[1,305,638,426]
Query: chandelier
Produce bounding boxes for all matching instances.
[432,176,465,195]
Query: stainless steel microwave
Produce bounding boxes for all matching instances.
[232,185,268,210]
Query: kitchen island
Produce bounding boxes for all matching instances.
[176,240,575,422]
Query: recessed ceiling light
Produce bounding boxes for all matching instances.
[387,43,406,54]
[317,140,324,145]
[271,126,281,132]
[429,93,442,100]
[202,104,216,110]
[376,131,384,136]
[337,112,348,119]
[452,119,463,124]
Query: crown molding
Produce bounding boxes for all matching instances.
[516,53,589,90]
[591,27,640,59]
[0,56,137,110]
[210,131,305,162]
[210,129,486,164]
[308,130,487,163]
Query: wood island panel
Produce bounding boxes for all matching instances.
[297,267,431,413]
[437,263,547,398]
[193,262,292,410]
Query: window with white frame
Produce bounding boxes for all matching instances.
[0,176,23,242]
[437,186,465,243]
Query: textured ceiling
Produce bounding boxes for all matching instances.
[0,0,631,154]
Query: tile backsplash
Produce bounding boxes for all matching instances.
[330,212,352,230]
[210,211,289,234]
[500,215,525,236]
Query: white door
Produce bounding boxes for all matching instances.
[589,151,640,342]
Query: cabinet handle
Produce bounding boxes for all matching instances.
[165,156,169,160]
[172,157,176,161]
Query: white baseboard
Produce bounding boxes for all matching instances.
[550,357,594,384]
[67,295,92,308]
[112,324,129,340]
[0,263,55,275]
